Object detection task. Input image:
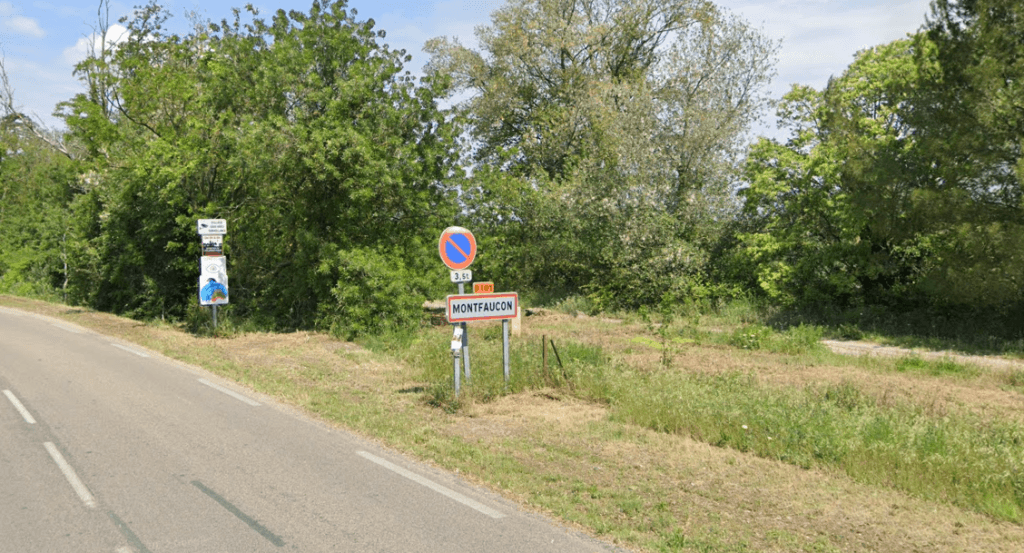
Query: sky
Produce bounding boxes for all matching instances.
[1,0,936,139]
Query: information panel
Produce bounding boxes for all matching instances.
[199,256,229,306]
[446,292,518,323]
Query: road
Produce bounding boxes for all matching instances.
[0,307,619,552]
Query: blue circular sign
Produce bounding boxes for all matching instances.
[439,227,477,270]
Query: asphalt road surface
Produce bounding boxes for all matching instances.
[0,307,621,552]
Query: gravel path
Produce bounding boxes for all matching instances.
[822,339,1024,371]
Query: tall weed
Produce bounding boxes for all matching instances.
[726,323,825,355]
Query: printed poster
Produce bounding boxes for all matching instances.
[199,256,229,306]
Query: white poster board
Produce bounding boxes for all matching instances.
[199,256,229,305]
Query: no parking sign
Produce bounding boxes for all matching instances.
[438,227,476,270]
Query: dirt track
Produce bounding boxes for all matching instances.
[822,339,1024,371]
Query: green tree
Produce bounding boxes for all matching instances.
[61,1,461,333]
[919,0,1024,306]
[738,33,1024,310]
[426,0,777,307]
[0,58,83,301]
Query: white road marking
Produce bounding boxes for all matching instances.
[50,322,85,334]
[3,389,37,424]
[356,451,505,519]
[198,379,260,406]
[43,442,97,509]
[111,343,150,358]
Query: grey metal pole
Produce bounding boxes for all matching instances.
[502,318,510,387]
[457,282,470,381]
[212,305,218,332]
[454,352,461,399]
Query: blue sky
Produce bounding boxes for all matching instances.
[1,0,935,138]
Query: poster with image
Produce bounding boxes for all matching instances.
[199,256,229,306]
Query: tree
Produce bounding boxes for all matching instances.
[60,1,461,333]
[426,0,777,307]
[0,56,83,301]
[918,0,1024,306]
[738,32,1024,310]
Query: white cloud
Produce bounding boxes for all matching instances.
[5,15,45,38]
[1,1,46,38]
[61,23,129,65]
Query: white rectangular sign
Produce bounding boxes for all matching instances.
[450,269,472,283]
[197,219,227,235]
[199,256,229,305]
[446,293,518,323]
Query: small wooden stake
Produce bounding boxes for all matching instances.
[549,339,563,369]
[542,334,548,384]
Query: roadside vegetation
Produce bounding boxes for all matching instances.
[372,300,1024,526]
[4,0,1017,342]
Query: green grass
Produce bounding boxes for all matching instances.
[779,304,1024,359]
[608,371,1024,522]
[722,323,826,355]
[893,356,982,378]
[1006,369,1024,390]
[376,320,1024,526]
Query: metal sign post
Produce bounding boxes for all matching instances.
[502,319,510,387]
[440,227,478,391]
[446,291,518,390]
[451,327,463,397]
[458,282,470,381]
[438,227,518,396]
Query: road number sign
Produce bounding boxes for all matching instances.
[446,292,518,323]
[450,270,472,283]
[473,281,494,294]
[438,227,476,270]
[197,219,227,235]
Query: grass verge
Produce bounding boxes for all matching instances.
[384,322,1024,524]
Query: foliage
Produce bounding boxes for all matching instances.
[426,0,778,308]
[317,247,435,339]
[736,32,1024,311]
[725,323,824,355]
[54,0,460,334]
[0,81,82,302]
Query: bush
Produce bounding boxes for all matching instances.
[727,323,824,355]
[316,248,429,340]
